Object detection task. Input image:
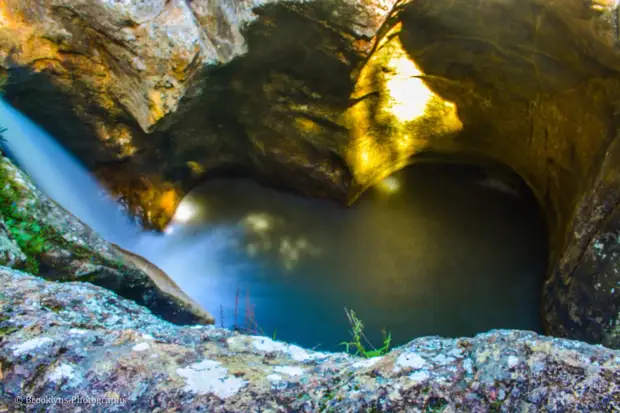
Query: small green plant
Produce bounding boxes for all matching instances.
[339,307,392,358]
[3,215,50,273]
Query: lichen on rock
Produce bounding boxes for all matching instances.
[0,267,618,412]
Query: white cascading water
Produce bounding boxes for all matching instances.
[0,99,139,245]
[0,99,235,315]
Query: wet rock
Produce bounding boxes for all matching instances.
[0,154,213,325]
[0,0,397,228]
[0,218,26,268]
[0,267,618,412]
[544,137,620,348]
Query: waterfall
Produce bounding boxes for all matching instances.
[0,99,239,319]
[0,99,140,247]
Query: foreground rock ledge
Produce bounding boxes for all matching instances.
[0,268,618,412]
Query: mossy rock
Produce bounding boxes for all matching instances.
[0,155,213,325]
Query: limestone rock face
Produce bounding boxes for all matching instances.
[0,267,619,412]
[0,154,213,325]
[3,0,620,347]
[544,137,620,348]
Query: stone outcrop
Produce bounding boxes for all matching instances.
[370,0,620,347]
[0,219,26,268]
[1,266,618,412]
[0,0,399,229]
[1,0,620,349]
[0,154,213,325]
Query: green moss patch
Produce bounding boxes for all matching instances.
[0,159,105,275]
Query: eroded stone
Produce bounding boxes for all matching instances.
[0,267,618,412]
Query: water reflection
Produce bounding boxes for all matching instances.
[169,163,547,350]
[241,212,321,270]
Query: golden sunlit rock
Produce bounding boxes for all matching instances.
[95,164,183,231]
[185,161,206,178]
[343,22,462,194]
[384,56,434,123]
[590,0,618,11]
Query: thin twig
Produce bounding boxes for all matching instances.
[233,287,240,331]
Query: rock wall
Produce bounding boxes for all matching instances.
[367,0,620,347]
[0,0,398,228]
[1,267,618,412]
[2,0,620,346]
[544,136,620,348]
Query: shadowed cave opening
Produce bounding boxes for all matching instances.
[151,159,548,351]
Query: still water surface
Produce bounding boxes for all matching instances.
[152,163,547,351]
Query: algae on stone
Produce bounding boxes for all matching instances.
[0,267,618,412]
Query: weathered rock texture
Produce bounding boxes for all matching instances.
[0,266,618,413]
[0,154,213,325]
[381,0,620,348]
[2,0,620,346]
[0,0,399,229]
